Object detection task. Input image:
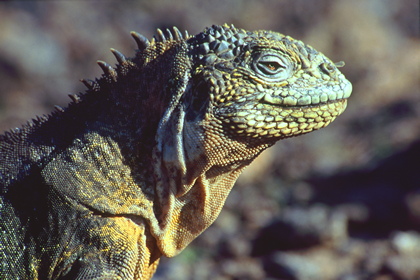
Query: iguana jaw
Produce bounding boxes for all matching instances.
[219,99,347,140]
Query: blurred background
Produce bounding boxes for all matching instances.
[0,1,418,279]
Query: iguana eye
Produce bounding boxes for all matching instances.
[253,54,291,80]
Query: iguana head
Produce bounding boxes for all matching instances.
[186,24,352,142]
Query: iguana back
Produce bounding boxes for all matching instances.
[0,24,352,279]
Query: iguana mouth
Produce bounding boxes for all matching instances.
[260,94,348,109]
[261,81,352,108]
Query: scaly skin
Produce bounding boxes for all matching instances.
[0,24,351,279]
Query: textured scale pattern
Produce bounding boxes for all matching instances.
[0,24,351,279]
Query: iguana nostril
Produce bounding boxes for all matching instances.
[319,62,335,74]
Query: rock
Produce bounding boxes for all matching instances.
[252,205,348,255]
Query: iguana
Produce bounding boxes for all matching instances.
[0,24,352,279]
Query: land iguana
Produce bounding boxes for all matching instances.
[0,24,352,279]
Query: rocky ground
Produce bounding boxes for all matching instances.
[0,1,418,279]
